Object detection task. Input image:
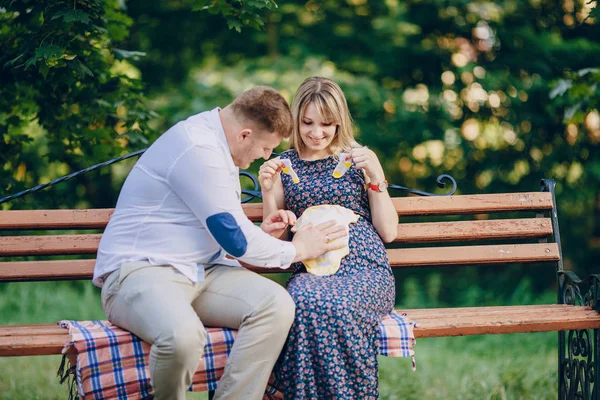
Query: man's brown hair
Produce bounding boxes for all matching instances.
[231,86,293,138]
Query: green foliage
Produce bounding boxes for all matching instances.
[590,1,600,21]
[0,0,155,209]
[186,0,278,31]
[0,0,274,209]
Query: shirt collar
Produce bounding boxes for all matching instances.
[209,107,232,157]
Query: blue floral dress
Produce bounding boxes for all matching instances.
[275,149,395,399]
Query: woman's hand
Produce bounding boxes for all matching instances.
[261,209,296,238]
[350,147,385,183]
[258,158,284,192]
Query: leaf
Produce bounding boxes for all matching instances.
[589,2,600,21]
[91,24,109,34]
[564,103,582,120]
[227,18,243,33]
[39,63,50,79]
[247,0,268,10]
[126,131,150,145]
[549,79,572,99]
[576,68,599,76]
[51,10,91,24]
[4,53,25,68]
[188,0,274,30]
[24,56,38,69]
[113,49,147,61]
[74,60,94,77]
[35,45,63,60]
[95,99,112,107]
[189,0,213,11]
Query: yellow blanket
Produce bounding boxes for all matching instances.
[292,205,359,275]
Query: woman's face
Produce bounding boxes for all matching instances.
[299,102,338,158]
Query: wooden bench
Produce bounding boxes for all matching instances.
[1,178,599,398]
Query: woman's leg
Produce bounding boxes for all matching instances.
[276,271,393,399]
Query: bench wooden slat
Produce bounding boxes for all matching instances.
[0,304,575,337]
[0,209,115,230]
[0,234,102,257]
[0,260,96,281]
[0,193,553,231]
[0,243,560,282]
[0,324,65,337]
[0,334,69,356]
[407,305,600,337]
[0,218,554,257]
[395,218,553,243]
[0,204,264,230]
[388,243,559,266]
[393,192,553,216]
[0,259,291,281]
[1,305,597,356]
[400,304,576,317]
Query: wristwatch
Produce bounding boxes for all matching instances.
[366,179,388,192]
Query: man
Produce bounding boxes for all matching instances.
[93,86,346,400]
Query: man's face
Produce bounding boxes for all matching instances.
[233,129,282,170]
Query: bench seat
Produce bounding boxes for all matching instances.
[2,304,599,357]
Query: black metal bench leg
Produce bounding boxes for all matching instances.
[558,330,565,399]
[593,329,600,400]
[558,328,599,399]
[557,270,600,399]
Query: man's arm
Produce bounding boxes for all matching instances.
[167,144,296,269]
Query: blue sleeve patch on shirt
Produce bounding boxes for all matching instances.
[206,213,248,257]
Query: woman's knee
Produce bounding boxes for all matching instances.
[294,294,349,320]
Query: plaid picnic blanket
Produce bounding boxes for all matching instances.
[59,311,415,400]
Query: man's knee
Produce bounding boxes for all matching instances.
[264,288,296,334]
[154,324,207,365]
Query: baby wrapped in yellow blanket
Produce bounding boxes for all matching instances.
[291,205,359,276]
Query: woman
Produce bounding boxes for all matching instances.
[259,77,397,399]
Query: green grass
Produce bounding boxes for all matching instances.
[0,282,559,399]
[380,333,557,399]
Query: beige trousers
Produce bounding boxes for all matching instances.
[101,262,295,400]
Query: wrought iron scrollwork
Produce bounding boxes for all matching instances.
[388,174,457,197]
[0,148,148,205]
[0,145,458,205]
[240,171,458,202]
[239,171,263,203]
[559,271,600,399]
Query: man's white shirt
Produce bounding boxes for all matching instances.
[93,108,296,287]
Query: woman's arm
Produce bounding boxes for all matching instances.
[350,147,398,243]
[366,183,398,243]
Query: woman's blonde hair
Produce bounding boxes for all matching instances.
[289,77,358,156]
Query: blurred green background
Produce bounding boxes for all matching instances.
[1,0,599,398]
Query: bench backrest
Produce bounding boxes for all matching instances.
[0,190,561,282]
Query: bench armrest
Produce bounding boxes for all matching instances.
[559,270,600,312]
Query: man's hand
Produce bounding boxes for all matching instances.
[261,209,297,238]
[292,220,348,262]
